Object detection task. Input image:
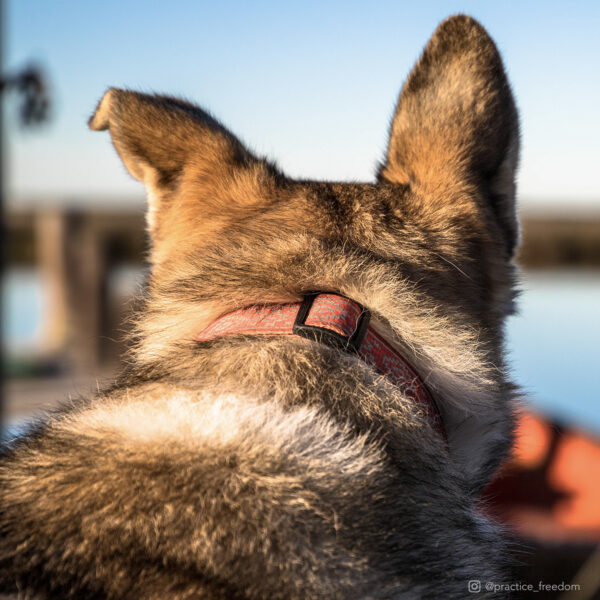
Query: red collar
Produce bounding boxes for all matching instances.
[196,292,445,440]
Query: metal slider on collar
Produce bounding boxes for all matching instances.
[292,292,371,354]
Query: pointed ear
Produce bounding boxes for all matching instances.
[89,89,261,239]
[378,15,520,255]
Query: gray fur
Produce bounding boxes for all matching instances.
[1,15,520,598]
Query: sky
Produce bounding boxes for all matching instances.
[5,0,600,208]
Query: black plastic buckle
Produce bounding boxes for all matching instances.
[292,292,371,354]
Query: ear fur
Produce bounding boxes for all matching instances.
[89,89,258,237]
[379,15,520,255]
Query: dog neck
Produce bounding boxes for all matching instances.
[196,292,446,441]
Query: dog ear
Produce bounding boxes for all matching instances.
[378,15,520,255]
[89,89,262,239]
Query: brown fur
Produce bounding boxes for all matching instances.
[1,15,520,598]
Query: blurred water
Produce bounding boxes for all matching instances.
[3,268,600,433]
[2,269,45,353]
[507,270,600,434]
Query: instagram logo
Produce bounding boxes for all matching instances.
[468,580,481,593]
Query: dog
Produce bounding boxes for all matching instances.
[1,15,520,599]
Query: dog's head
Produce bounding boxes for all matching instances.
[90,15,519,486]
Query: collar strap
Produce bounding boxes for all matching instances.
[196,292,445,440]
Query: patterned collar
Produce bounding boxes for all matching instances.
[196,292,445,441]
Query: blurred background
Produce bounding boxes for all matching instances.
[2,1,599,598]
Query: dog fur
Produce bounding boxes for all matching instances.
[1,15,520,599]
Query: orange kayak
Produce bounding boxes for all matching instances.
[484,411,600,542]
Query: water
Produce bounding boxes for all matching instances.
[3,268,600,434]
[506,271,600,433]
[2,269,45,354]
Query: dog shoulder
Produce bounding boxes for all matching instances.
[1,386,401,598]
[2,383,510,598]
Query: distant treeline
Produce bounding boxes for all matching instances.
[518,215,600,268]
[4,208,600,269]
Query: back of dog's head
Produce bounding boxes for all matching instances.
[91,16,518,340]
[0,17,523,600]
[90,16,520,485]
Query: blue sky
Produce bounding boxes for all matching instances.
[6,0,600,207]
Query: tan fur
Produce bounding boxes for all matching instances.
[1,15,521,599]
